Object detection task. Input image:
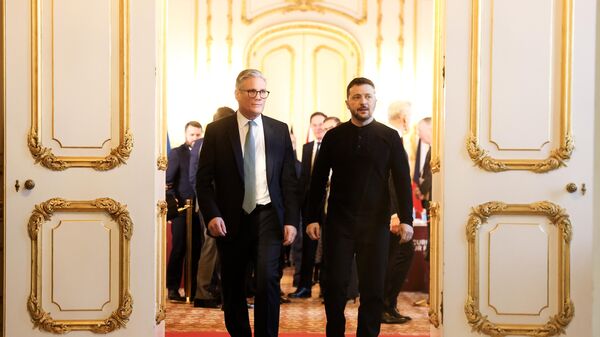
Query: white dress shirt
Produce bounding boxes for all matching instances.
[237,112,271,205]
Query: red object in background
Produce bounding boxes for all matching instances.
[402,221,429,292]
[411,181,423,216]
[166,220,173,265]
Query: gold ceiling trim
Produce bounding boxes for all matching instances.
[428,202,441,327]
[29,0,132,171]
[155,200,168,324]
[28,198,133,333]
[245,22,362,76]
[241,0,367,25]
[465,201,573,337]
[468,0,573,173]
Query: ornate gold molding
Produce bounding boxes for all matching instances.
[206,0,212,63]
[155,200,167,324]
[431,0,445,176]
[29,0,132,171]
[28,198,133,333]
[158,0,168,171]
[398,0,406,67]
[376,0,382,70]
[241,0,367,25]
[468,0,573,173]
[465,201,573,337]
[227,0,233,64]
[428,201,441,327]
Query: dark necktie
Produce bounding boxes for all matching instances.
[242,120,256,214]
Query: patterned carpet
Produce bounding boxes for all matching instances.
[165,267,430,336]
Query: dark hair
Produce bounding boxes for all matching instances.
[213,106,235,121]
[324,116,341,125]
[310,111,327,121]
[185,121,202,131]
[346,77,375,97]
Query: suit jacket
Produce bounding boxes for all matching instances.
[188,138,204,189]
[298,141,316,214]
[196,114,299,238]
[166,143,196,208]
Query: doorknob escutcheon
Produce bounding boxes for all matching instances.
[565,183,578,193]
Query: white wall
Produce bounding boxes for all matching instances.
[593,1,600,333]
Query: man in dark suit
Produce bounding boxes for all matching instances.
[189,106,236,308]
[306,77,413,337]
[196,69,299,337]
[166,121,204,302]
[288,111,326,299]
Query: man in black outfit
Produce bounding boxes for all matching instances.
[166,121,204,302]
[196,69,299,337]
[306,77,413,337]
[288,111,327,299]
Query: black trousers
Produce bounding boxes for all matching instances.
[217,204,283,337]
[383,238,414,309]
[297,219,319,289]
[322,219,389,337]
[167,212,203,296]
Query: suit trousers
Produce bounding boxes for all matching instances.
[217,204,283,337]
[167,212,203,297]
[195,229,219,300]
[297,219,319,289]
[322,219,390,337]
[383,238,414,309]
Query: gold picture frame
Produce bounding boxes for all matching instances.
[465,201,573,337]
[29,0,132,171]
[27,198,133,333]
[467,0,573,173]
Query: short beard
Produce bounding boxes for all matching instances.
[351,109,372,122]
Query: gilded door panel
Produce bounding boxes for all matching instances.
[29,0,131,171]
[467,0,572,172]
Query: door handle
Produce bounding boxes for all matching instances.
[565,183,577,193]
[24,179,35,190]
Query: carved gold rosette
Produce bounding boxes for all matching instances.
[27,198,133,333]
[465,201,573,337]
[241,0,368,25]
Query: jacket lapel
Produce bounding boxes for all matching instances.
[263,116,275,185]
[228,117,244,179]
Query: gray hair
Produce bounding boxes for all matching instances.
[235,69,267,90]
[387,101,412,121]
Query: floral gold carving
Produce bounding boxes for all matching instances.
[91,131,134,171]
[465,201,573,337]
[28,198,133,333]
[28,131,68,171]
[157,156,168,171]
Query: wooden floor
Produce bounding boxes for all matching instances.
[165,267,431,336]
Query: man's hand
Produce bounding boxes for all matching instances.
[306,222,321,240]
[207,217,227,237]
[283,225,297,246]
[389,214,401,234]
[398,223,414,243]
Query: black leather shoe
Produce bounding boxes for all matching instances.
[381,311,408,324]
[168,289,186,303]
[193,298,220,308]
[280,296,291,304]
[288,287,311,298]
[386,306,412,320]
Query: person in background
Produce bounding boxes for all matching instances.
[166,121,204,302]
[196,69,299,337]
[382,102,417,324]
[191,106,236,308]
[306,77,413,337]
[288,111,327,299]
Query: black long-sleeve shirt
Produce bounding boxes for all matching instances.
[307,120,413,228]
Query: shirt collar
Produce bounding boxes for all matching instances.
[237,111,263,129]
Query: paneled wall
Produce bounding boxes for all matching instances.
[166,0,435,147]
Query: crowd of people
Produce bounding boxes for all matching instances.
[165,69,433,337]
